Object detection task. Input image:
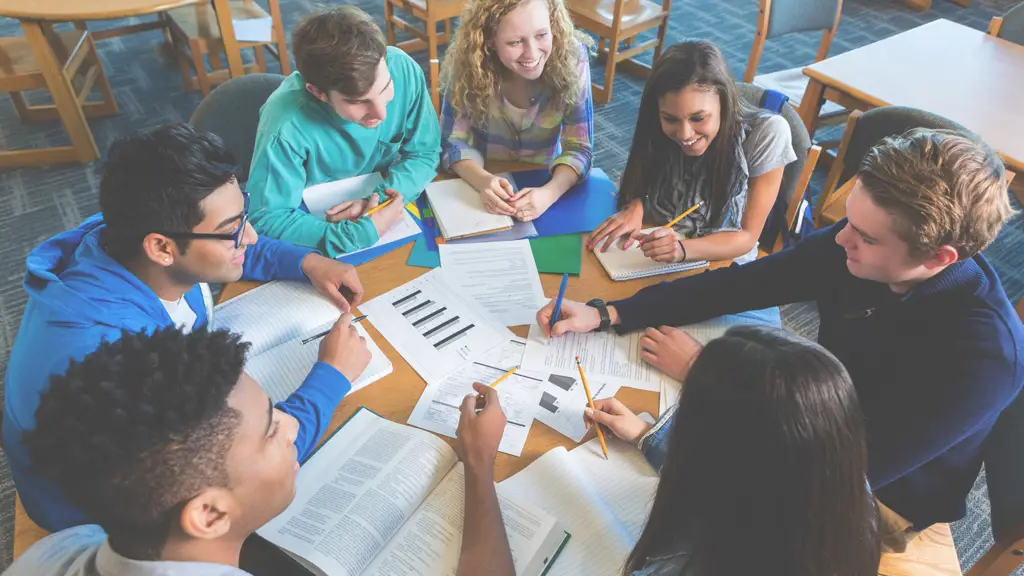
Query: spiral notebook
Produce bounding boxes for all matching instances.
[594,228,709,281]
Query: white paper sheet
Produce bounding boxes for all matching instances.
[521,323,676,392]
[302,173,385,219]
[532,372,620,442]
[498,438,659,576]
[407,339,541,456]
[438,240,546,327]
[424,178,514,239]
[338,210,421,260]
[360,268,515,385]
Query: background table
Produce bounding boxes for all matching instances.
[797,19,1024,173]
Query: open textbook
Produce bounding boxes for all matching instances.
[594,228,708,281]
[258,409,570,576]
[499,436,660,576]
[214,281,392,403]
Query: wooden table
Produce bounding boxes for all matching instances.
[0,0,242,165]
[797,19,1024,173]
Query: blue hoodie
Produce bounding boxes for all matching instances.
[4,214,352,532]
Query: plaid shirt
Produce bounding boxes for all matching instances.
[440,43,593,178]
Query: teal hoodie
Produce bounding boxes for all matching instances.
[248,47,440,257]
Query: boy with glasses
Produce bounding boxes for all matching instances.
[5,124,371,533]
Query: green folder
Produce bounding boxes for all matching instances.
[408,233,583,275]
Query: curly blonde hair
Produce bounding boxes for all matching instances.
[440,0,590,128]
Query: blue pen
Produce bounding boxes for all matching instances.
[549,273,569,343]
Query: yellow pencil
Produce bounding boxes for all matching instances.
[576,356,608,459]
[663,201,703,229]
[363,196,395,217]
[478,366,518,399]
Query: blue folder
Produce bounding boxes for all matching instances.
[512,168,618,237]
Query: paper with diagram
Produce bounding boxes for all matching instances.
[360,268,515,385]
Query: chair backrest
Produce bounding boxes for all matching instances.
[765,0,842,39]
[995,2,1024,45]
[986,382,1024,544]
[188,73,286,182]
[736,83,812,246]
[836,106,971,188]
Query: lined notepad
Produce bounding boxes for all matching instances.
[424,178,514,240]
[214,281,392,403]
[595,228,709,281]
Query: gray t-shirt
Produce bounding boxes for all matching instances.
[646,112,797,240]
[4,525,250,576]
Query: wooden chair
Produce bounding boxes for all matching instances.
[567,0,671,104]
[383,0,464,114]
[0,24,118,168]
[165,0,289,96]
[988,3,1024,46]
[736,83,821,253]
[812,106,973,227]
[744,0,846,127]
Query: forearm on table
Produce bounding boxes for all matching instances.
[457,464,514,576]
[452,159,494,192]
[546,164,580,195]
[679,229,759,262]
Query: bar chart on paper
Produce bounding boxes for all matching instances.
[361,269,514,384]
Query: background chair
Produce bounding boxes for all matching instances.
[988,3,1024,46]
[736,83,821,253]
[189,73,285,180]
[0,25,118,168]
[568,0,671,104]
[166,0,289,96]
[813,106,971,227]
[383,0,464,114]
[744,0,845,124]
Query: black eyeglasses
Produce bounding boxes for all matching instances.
[154,191,250,249]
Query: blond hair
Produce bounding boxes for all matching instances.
[858,129,1014,260]
[440,0,590,127]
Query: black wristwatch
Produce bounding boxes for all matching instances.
[586,299,611,332]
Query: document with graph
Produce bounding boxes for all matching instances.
[360,268,515,384]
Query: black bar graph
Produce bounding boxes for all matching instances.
[402,299,434,317]
[412,307,446,327]
[435,324,475,349]
[392,290,421,307]
[423,316,459,338]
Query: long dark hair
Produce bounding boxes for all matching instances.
[624,326,880,576]
[618,40,746,226]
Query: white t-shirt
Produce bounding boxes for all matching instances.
[159,284,214,333]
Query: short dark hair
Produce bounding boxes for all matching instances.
[626,325,880,576]
[292,6,386,97]
[25,328,249,560]
[99,123,237,263]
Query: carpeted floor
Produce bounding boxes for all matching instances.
[2,0,1022,572]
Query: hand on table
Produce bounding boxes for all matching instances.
[480,176,517,216]
[635,228,685,263]
[588,200,643,252]
[301,254,364,311]
[640,326,702,381]
[584,398,652,444]
[369,188,406,235]
[325,197,374,223]
[318,313,371,382]
[536,299,601,339]
[456,383,506,472]
[510,184,560,222]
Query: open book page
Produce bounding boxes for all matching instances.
[303,173,385,219]
[245,320,393,404]
[257,410,459,576]
[498,438,659,576]
[407,339,541,456]
[214,281,340,356]
[364,462,566,576]
[425,178,513,240]
[522,323,673,393]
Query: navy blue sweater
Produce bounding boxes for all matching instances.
[610,222,1023,527]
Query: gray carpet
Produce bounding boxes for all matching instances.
[2,0,1023,572]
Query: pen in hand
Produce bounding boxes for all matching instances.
[301,315,367,345]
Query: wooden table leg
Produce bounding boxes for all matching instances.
[212,0,245,79]
[20,20,99,164]
[797,76,825,137]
